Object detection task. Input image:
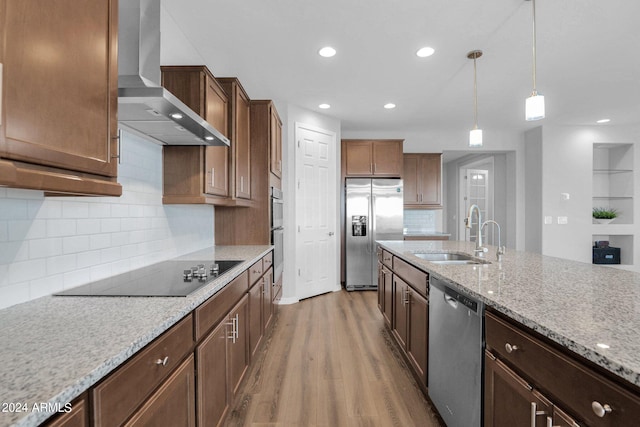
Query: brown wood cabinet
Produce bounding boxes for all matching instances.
[403,153,442,208]
[249,254,274,360]
[161,66,235,204]
[92,315,194,427]
[0,0,121,196]
[268,103,283,184]
[123,355,196,427]
[342,139,403,177]
[379,249,429,389]
[215,101,282,245]
[218,78,251,200]
[42,395,88,427]
[486,310,640,426]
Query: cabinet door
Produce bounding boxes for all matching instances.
[383,266,393,327]
[269,106,282,179]
[392,276,408,349]
[234,87,251,199]
[377,261,384,313]
[550,406,580,427]
[407,288,428,387]
[228,295,249,399]
[248,280,263,359]
[124,355,196,427]
[344,141,373,176]
[204,76,230,197]
[403,155,420,204]
[205,146,229,196]
[372,140,403,176]
[485,352,552,427]
[419,154,442,206]
[196,319,229,427]
[1,0,117,177]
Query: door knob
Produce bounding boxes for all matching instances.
[328,232,334,236]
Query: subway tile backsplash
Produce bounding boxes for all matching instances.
[403,209,442,233]
[0,131,215,309]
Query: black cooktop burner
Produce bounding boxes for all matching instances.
[55,260,242,297]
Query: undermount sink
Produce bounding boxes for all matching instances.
[413,252,489,265]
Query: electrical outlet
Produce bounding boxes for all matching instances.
[558,216,568,225]
[544,216,552,225]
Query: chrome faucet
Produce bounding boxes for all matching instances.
[464,204,486,257]
[481,220,506,262]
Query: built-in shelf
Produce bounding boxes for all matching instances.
[592,143,634,225]
[592,234,634,266]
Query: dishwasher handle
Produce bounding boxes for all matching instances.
[445,294,459,309]
[443,283,480,313]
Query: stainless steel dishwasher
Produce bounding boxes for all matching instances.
[428,276,484,427]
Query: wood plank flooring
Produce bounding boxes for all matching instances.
[224,289,444,427]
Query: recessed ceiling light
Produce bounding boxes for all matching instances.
[170,113,183,120]
[318,47,336,58]
[384,103,396,109]
[596,119,611,124]
[416,47,435,58]
[318,103,331,109]
[597,343,610,349]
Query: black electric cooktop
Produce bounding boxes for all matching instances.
[55,260,243,297]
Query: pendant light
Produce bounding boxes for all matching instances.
[525,0,545,121]
[468,50,483,147]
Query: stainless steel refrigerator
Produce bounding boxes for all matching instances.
[345,178,404,291]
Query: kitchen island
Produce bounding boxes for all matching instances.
[378,239,640,425]
[0,245,272,427]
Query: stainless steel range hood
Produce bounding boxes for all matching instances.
[118,0,229,147]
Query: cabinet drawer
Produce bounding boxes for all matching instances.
[195,270,249,340]
[486,311,640,426]
[392,256,428,297]
[249,259,264,286]
[92,315,193,427]
[381,250,393,269]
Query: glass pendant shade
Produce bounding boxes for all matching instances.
[469,128,483,147]
[525,93,545,121]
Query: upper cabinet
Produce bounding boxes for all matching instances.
[162,66,254,206]
[403,153,442,208]
[268,104,283,184]
[342,139,403,177]
[218,78,251,200]
[0,0,122,196]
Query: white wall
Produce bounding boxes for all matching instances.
[279,104,341,303]
[0,131,215,309]
[537,124,640,267]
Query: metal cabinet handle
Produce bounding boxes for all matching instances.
[403,289,410,306]
[505,343,519,353]
[530,402,547,427]
[234,314,240,340]
[155,356,169,366]
[227,317,236,342]
[591,401,612,417]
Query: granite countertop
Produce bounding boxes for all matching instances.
[377,240,640,389]
[0,245,272,427]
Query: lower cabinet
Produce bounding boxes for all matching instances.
[228,295,249,398]
[42,395,87,427]
[485,309,640,426]
[385,253,429,389]
[124,355,196,427]
[249,254,274,360]
[196,318,229,427]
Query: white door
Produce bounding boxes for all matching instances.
[294,122,339,300]
[459,168,491,244]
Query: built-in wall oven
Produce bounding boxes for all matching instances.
[270,187,284,283]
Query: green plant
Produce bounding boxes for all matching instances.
[592,207,618,219]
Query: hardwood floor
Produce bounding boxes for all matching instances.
[225,289,444,427]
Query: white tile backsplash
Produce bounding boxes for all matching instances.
[403,209,444,233]
[0,131,215,309]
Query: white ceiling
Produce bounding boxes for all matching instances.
[161,0,640,135]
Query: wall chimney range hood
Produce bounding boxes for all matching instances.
[117,0,229,147]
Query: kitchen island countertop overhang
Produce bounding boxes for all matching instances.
[376,239,640,390]
[0,245,272,427]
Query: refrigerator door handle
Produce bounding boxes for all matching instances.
[366,194,373,254]
[371,195,377,254]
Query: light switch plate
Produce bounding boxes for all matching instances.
[544,216,552,225]
[558,216,568,225]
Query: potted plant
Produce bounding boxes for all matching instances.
[593,207,618,224]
